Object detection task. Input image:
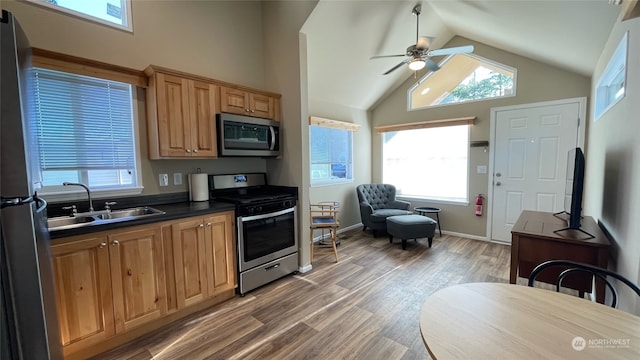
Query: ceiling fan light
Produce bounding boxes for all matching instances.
[408,59,426,71]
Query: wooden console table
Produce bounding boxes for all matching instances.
[510,210,610,303]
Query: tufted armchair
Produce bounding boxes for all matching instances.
[356,184,412,236]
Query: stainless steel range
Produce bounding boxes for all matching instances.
[209,173,298,295]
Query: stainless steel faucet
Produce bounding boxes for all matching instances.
[62,182,94,212]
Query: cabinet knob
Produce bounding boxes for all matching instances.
[112,240,120,246]
[199,224,204,228]
[206,222,212,227]
[193,149,198,153]
[186,149,191,153]
[251,110,255,113]
[245,109,250,112]
[99,242,107,249]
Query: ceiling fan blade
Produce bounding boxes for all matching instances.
[383,60,408,75]
[428,45,474,57]
[370,54,405,60]
[426,59,440,72]
[416,36,434,50]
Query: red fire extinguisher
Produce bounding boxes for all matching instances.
[475,194,484,216]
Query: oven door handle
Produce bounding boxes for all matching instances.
[240,206,295,222]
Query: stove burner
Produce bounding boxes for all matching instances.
[215,192,292,205]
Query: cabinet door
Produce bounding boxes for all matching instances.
[204,212,236,296]
[220,86,249,115]
[51,236,114,353]
[109,226,167,333]
[249,92,275,119]
[155,73,192,157]
[188,80,218,157]
[172,218,209,308]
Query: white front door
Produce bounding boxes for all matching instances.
[489,98,586,243]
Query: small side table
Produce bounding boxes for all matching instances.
[414,207,442,237]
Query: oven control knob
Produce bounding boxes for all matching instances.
[257,206,263,213]
[247,207,255,215]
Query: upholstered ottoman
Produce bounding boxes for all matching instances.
[386,215,437,250]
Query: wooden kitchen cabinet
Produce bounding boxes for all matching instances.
[51,213,236,359]
[146,66,218,159]
[51,225,166,355]
[171,211,235,309]
[220,86,279,120]
[51,235,114,354]
[108,226,167,333]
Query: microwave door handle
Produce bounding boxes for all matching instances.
[269,126,276,151]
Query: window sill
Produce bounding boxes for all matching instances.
[310,179,354,188]
[38,186,144,204]
[397,195,469,207]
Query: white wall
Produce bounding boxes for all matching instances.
[585,17,640,315]
[307,100,372,231]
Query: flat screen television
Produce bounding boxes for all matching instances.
[553,147,593,238]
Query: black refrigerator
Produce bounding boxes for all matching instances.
[0,10,62,360]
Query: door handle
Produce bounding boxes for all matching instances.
[496,181,502,186]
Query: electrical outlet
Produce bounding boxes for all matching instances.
[159,173,169,187]
[477,165,487,174]
[173,173,182,185]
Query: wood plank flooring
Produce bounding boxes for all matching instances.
[91,229,512,360]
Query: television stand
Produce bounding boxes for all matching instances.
[510,210,610,304]
[553,226,595,239]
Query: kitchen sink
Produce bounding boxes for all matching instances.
[97,206,165,220]
[48,206,166,231]
[47,215,96,229]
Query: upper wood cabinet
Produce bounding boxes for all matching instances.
[220,86,280,121]
[145,66,218,159]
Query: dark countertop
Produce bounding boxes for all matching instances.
[49,200,235,239]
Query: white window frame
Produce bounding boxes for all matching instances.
[594,31,628,121]
[23,0,133,32]
[30,68,143,203]
[408,53,516,111]
[309,124,354,187]
[381,123,470,205]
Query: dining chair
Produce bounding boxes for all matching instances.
[310,202,340,262]
[527,259,640,308]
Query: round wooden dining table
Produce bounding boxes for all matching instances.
[419,282,640,359]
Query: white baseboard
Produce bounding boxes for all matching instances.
[441,230,509,245]
[298,263,312,273]
[311,222,363,242]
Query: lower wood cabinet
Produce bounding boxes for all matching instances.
[170,212,236,309]
[51,235,114,354]
[108,227,167,333]
[50,211,236,359]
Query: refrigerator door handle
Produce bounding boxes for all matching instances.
[0,193,45,211]
[34,194,47,213]
[1,196,33,209]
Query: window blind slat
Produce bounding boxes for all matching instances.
[32,68,135,171]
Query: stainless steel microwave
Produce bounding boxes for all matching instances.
[217,113,280,157]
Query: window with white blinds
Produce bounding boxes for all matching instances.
[30,67,139,193]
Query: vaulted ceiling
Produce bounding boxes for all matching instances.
[302,0,620,110]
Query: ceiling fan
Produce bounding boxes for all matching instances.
[371,4,474,75]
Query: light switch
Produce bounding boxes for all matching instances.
[173,173,183,185]
[477,165,487,174]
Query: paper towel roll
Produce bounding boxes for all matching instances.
[189,173,209,202]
